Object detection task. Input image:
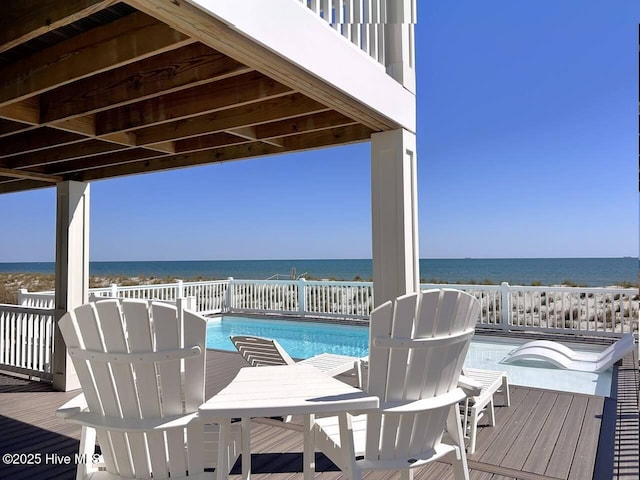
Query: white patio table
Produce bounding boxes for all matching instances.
[199,364,379,480]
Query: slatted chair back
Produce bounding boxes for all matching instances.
[365,288,480,463]
[59,299,208,479]
[231,335,295,367]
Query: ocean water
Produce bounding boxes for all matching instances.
[0,258,636,287]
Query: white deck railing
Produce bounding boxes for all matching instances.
[16,279,638,336]
[421,282,639,337]
[0,304,54,380]
[298,0,416,85]
[304,279,373,319]
[506,284,639,335]
[7,279,638,381]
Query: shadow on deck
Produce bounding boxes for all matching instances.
[0,349,637,480]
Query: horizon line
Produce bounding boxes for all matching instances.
[0,256,637,264]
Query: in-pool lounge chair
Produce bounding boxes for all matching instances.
[502,332,636,372]
[56,299,240,480]
[310,288,482,480]
[231,335,361,423]
[231,335,359,378]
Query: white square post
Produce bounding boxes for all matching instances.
[53,180,90,391]
[371,128,419,306]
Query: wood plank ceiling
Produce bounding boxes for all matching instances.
[0,0,382,195]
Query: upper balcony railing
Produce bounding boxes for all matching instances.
[298,0,416,89]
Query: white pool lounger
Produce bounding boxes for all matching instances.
[502,333,636,372]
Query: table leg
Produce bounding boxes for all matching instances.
[241,417,251,480]
[217,419,230,480]
[303,414,315,480]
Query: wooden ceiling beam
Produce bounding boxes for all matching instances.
[225,127,284,148]
[0,118,32,138]
[225,127,257,141]
[72,124,373,181]
[33,148,171,177]
[3,139,128,169]
[98,131,137,146]
[0,167,61,183]
[254,111,358,140]
[0,0,118,54]
[40,43,251,123]
[145,141,175,153]
[170,133,249,154]
[0,127,87,157]
[0,98,39,124]
[52,116,96,137]
[95,71,293,136]
[0,178,52,194]
[0,11,194,106]
[133,93,329,146]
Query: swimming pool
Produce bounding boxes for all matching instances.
[206,315,612,396]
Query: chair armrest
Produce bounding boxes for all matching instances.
[61,410,201,432]
[56,393,88,419]
[458,375,482,397]
[381,388,468,414]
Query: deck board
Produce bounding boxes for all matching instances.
[0,348,635,480]
[544,394,589,479]
[567,396,606,480]
[475,388,545,465]
[522,393,572,474]
[501,390,561,470]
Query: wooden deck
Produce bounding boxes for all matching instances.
[0,349,637,480]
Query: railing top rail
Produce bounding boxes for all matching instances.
[420,283,638,294]
[420,283,502,292]
[303,280,373,287]
[183,279,229,286]
[19,290,55,296]
[229,279,298,286]
[106,283,180,291]
[506,285,639,294]
[0,304,55,315]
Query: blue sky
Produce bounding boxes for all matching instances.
[0,0,638,262]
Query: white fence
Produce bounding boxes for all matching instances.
[421,282,639,337]
[17,279,638,336]
[0,304,54,380]
[7,279,638,381]
[226,279,374,320]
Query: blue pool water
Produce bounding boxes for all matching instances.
[207,316,368,358]
[207,316,612,396]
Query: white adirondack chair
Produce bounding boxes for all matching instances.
[311,289,481,480]
[56,299,239,480]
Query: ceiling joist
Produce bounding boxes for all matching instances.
[0,166,62,183]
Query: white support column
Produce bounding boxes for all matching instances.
[371,129,419,307]
[53,181,90,391]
